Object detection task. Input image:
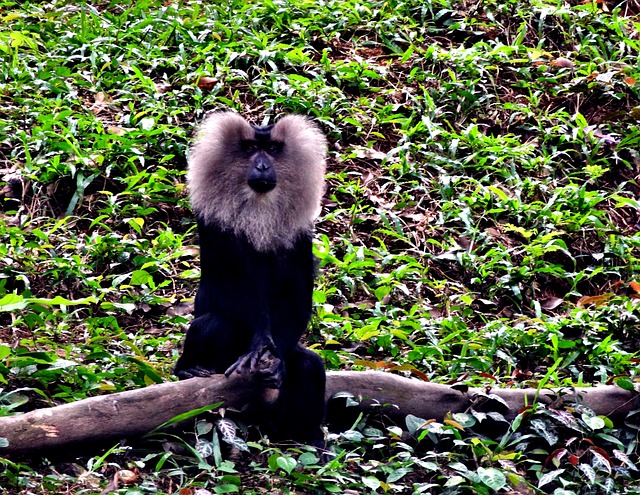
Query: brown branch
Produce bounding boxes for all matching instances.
[0,371,637,455]
[327,371,640,424]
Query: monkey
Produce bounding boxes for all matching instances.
[174,111,327,447]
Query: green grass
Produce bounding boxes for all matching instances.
[1,0,640,492]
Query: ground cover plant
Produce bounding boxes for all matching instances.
[1,0,640,493]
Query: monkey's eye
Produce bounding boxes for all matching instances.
[265,143,283,154]
[241,141,258,154]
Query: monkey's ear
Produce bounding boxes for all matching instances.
[271,115,327,160]
[195,111,254,148]
[271,115,327,222]
[189,112,253,175]
[187,111,255,222]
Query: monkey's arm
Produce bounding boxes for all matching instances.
[219,235,317,386]
[226,234,316,386]
[194,222,285,384]
[232,248,284,381]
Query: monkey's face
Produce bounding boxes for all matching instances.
[242,125,284,194]
[188,112,326,251]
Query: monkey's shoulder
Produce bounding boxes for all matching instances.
[195,218,315,270]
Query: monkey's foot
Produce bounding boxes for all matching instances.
[175,366,214,380]
[225,345,284,389]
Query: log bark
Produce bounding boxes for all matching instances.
[0,371,638,455]
[326,371,640,424]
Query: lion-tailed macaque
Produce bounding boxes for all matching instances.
[175,112,327,447]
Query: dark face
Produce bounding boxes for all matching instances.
[243,124,284,194]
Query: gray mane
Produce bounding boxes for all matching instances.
[187,112,327,252]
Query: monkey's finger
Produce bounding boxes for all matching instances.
[265,340,279,358]
[249,351,264,373]
[224,357,247,376]
[177,366,214,379]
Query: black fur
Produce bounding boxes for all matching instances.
[174,113,327,446]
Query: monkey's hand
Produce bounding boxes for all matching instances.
[255,347,285,389]
[225,343,284,389]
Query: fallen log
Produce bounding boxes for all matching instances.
[327,372,640,425]
[0,371,638,455]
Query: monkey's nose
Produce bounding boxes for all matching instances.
[248,155,277,193]
[255,155,271,172]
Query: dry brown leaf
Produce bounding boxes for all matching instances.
[576,293,614,308]
[193,489,213,495]
[595,70,618,84]
[100,474,118,495]
[457,235,473,250]
[444,418,464,430]
[155,82,172,94]
[89,92,113,115]
[585,126,618,145]
[361,170,376,186]
[540,296,563,310]
[107,126,127,136]
[117,470,137,485]
[352,146,387,160]
[167,301,194,317]
[197,76,218,89]
[551,57,574,68]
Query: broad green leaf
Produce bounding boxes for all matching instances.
[581,414,605,431]
[406,414,429,434]
[578,463,595,484]
[0,345,10,360]
[213,485,239,494]
[0,294,27,312]
[387,467,411,483]
[130,269,152,286]
[531,419,558,446]
[362,476,381,490]
[477,467,506,491]
[298,452,319,466]
[276,456,296,475]
[613,376,635,392]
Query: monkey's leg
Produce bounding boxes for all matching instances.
[273,345,326,447]
[174,313,245,380]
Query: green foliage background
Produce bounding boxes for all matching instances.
[1,0,639,493]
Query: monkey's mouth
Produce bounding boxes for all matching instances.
[248,178,277,193]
